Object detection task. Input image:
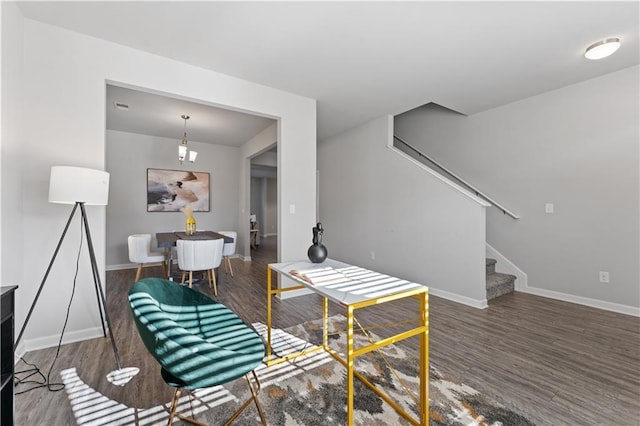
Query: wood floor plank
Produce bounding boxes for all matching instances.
[13,236,640,425]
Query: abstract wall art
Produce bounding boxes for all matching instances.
[147,168,210,212]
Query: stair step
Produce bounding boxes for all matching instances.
[486,271,515,301]
[486,258,497,275]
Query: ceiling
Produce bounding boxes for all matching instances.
[106,85,275,147]
[18,1,639,142]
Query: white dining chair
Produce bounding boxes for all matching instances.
[218,231,237,277]
[177,239,224,295]
[128,234,167,282]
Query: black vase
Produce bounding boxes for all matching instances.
[308,243,328,263]
[307,222,328,263]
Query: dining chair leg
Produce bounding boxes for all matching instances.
[211,268,218,296]
[181,272,186,285]
[161,262,168,279]
[135,264,143,282]
[225,256,234,277]
[189,271,193,288]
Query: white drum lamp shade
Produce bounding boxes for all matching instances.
[49,166,110,205]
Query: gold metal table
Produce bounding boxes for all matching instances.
[266,259,429,425]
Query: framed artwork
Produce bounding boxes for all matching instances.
[147,168,210,212]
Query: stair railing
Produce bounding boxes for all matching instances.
[394,134,520,219]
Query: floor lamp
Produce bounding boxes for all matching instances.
[15,166,122,370]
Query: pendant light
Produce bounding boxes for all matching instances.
[178,114,197,164]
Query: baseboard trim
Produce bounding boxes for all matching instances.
[486,243,528,290]
[106,263,136,271]
[108,257,234,271]
[521,286,640,317]
[107,262,167,271]
[19,326,106,354]
[428,287,488,309]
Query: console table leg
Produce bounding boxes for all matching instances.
[322,297,328,350]
[266,268,273,363]
[419,291,429,425]
[346,305,354,425]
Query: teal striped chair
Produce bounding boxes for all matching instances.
[128,278,267,425]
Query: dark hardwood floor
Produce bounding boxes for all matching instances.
[14,236,640,425]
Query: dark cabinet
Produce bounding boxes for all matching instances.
[1,286,17,426]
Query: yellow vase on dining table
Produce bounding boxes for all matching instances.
[186,215,196,236]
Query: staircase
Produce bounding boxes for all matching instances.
[486,258,516,301]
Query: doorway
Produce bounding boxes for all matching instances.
[249,145,278,261]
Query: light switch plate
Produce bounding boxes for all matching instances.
[545,203,554,214]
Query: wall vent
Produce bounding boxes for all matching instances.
[113,102,129,111]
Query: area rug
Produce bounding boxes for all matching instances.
[61,315,535,425]
[202,315,534,426]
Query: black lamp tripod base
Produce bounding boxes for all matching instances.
[15,202,122,370]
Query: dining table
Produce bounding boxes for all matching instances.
[155,231,234,281]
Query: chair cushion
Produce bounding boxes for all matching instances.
[129,278,265,389]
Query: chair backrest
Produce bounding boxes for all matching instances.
[128,278,265,389]
[128,234,152,263]
[219,231,237,256]
[177,238,223,271]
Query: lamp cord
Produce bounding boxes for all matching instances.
[15,217,85,394]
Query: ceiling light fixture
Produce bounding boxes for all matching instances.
[178,114,197,164]
[584,37,621,60]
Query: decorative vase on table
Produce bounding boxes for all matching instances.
[307,222,328,263]
[182,206,196,236]
[185,216,196,236]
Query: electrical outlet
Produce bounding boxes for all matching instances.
[599,271,610,283]
[370,251,375,260]
[545,203,554,214]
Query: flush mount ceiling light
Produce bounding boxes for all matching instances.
[178,114,197,164]
[584,37,621,60]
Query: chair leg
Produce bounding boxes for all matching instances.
[135,264,143,282]
[223,371,266,426]
[167,388,181,426]
[167,388,206,426]
[211,269,218,296]
[161,262,168,279]
[181,272,186,285]
[248,370,267,425]
[226,256,234,277]
[189,271,193,288]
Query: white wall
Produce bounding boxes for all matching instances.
[11,19,315,350]
[318,115,488,307]
[105,130,241,266]
[1,2,24,287]
[253,151,277,167]
[395,66,640,312]
[265,178,277,235]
